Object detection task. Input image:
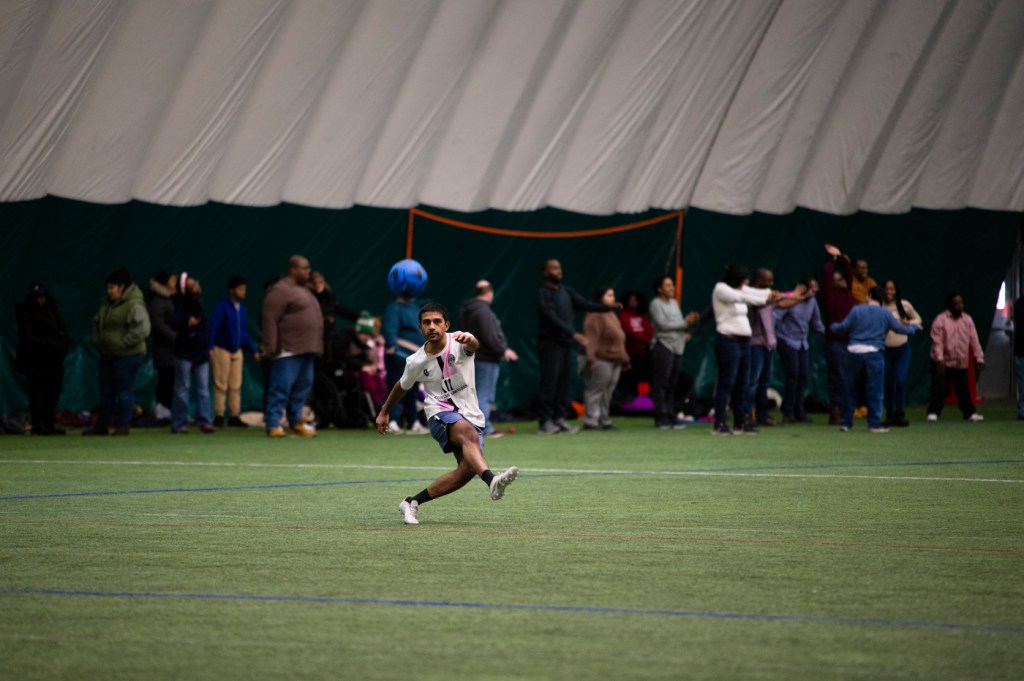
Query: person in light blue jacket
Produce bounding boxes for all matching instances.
[829,286,920,432]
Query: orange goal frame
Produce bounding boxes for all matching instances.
[406,208,686,302]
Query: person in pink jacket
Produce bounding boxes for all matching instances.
[927,293,984,422]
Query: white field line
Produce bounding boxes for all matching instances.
[1,459,1022,484]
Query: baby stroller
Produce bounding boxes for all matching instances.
[307,328,377,429]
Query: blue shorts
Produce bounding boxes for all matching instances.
[428,412,484,455]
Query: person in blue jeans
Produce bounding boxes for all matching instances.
[86,269,150,436]
[881,279,922,427]
[457,280,518,437]
[383,295,428,434]
[260,255,324,437]
[745,268,811,427]
[775,278,825,424]
[710,264,779,435]
[170,273,214,434]
[829,286,921,432]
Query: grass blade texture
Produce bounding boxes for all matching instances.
[2,402,1022,680]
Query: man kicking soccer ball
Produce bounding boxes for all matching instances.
[376,301,518,525]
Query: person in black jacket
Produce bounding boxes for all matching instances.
[535,259,618,435]
[15,283,71,435]
[170,272,214,434]
[458,280,518,437]
[148,271,178,421]
[308,271,359,362]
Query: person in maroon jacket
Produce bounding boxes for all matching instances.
[820,244,856,425]
[617,290,654,401]
[261,255,324,438]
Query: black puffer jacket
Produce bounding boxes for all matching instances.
[148,279,177,368]
[15,293,70,373]
[173,293,211,365]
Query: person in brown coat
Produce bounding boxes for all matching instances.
[260,255,323,437]
[580,286,630,430]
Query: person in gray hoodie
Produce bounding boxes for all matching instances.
[458,280,518,437]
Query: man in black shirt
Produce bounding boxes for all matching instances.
[535,259,617,435]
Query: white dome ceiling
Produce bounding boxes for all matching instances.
[1,0,1022,216]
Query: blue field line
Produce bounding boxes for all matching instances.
[0,478,437,501]
[4,587,1022,635]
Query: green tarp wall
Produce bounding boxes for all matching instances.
[1,196,1019,419]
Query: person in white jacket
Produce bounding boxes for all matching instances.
[710,264,783,435]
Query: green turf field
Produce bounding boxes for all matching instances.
[2,402,1023,680]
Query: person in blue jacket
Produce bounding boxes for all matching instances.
[209,275,261,427]
[383,294,429,434]
[829,286,921,433]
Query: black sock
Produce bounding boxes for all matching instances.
[481,469,494,486]
[409,490,432,505]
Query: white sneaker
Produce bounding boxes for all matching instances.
[399,499,419,524]
[489,466,519,501]
[387,422,404,434]
[407,421,430,435]
[926,414,938,422]
[968,413,984,422]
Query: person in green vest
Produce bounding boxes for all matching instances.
[84,269,151,436]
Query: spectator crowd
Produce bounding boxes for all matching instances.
[11,244,1017,437]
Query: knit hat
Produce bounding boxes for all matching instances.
[29,282,48,296]
[356,311,375,335]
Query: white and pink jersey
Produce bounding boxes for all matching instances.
[399,333,485,428]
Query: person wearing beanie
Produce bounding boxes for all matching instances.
[15,282,71,435]
[355,312,375,336]
[148,271,178,422]
[86,268,150,436]
[209,275,260,427]
[170,272,214,434]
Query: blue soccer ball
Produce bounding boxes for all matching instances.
[387,259,428,298]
